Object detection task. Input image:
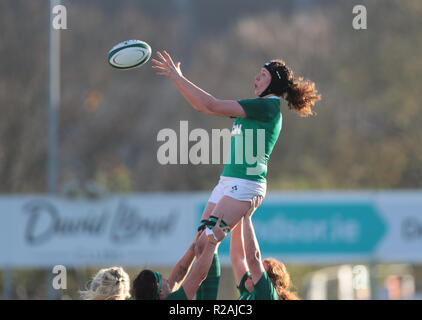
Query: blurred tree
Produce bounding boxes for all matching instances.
[0,0,421,194]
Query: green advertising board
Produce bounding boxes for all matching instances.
[198,202,387,258]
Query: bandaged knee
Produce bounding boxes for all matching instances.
[207,216,229,233]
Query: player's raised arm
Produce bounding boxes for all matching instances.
[151,50,246,118]
[243,196,266,284]
[167,230,202,291]
[180,216,229,300]
[230,219,249,286]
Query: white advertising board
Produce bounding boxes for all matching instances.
[0,191,421,267]
[0,194,202,267]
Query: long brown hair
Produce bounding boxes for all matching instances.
[266,59,321,117]
[285,77,321,117]
[264,258,300,300]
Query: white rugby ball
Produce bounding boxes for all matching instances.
[108,40,152,69]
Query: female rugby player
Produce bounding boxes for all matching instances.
[152,51,320,298]
[231,196,299,300]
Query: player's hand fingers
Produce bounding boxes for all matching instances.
[151,58,166,67]
[220,215,230,233]
[246,196,260,217]
[163,50,175,66]
[252,196,259,209]
[194,230,203,243]
[216,215,222,224]
[215,215,229,238]
[247,197,256,214]
[256,195,263,207]
[156,51,168,65]
[216,215,223,229]
[151,65,166,70]
[212,227,225,243]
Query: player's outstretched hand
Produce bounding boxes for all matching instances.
[245,195,263,218]
[192,230,203,248]
[207,215,229,245]
[151,50,183,81]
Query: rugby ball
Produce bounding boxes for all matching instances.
[108,40,152,70]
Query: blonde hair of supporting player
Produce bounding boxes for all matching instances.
[79,266,131,300]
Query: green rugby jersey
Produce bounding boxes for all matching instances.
[165,287,188,300]
[221,97,282,182]
[237,272,255,300]
[254,271,279,300]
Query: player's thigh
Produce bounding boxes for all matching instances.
[200,202,216,221]
[211,196,251,229]
[195,197,250,257]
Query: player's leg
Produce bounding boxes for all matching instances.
[195,195,251,258]
[195,178,224,257]
[195,176,266,257]
[208,195,252,229]
[195,177,262,299]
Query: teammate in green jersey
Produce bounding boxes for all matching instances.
[152,51,320,299]
[232,196,299,300]
[131,216,229,300]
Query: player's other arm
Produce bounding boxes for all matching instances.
[230,219,249,286]
[167,231,201,291]
[152,51,246,118]
[243,197,266,284]
[182,217,228,300]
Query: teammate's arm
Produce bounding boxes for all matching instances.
[243,196,265,284]
[182,217,228,300]
[230,219,249,286]
[167,231,201,291]
[151,51,246,118]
